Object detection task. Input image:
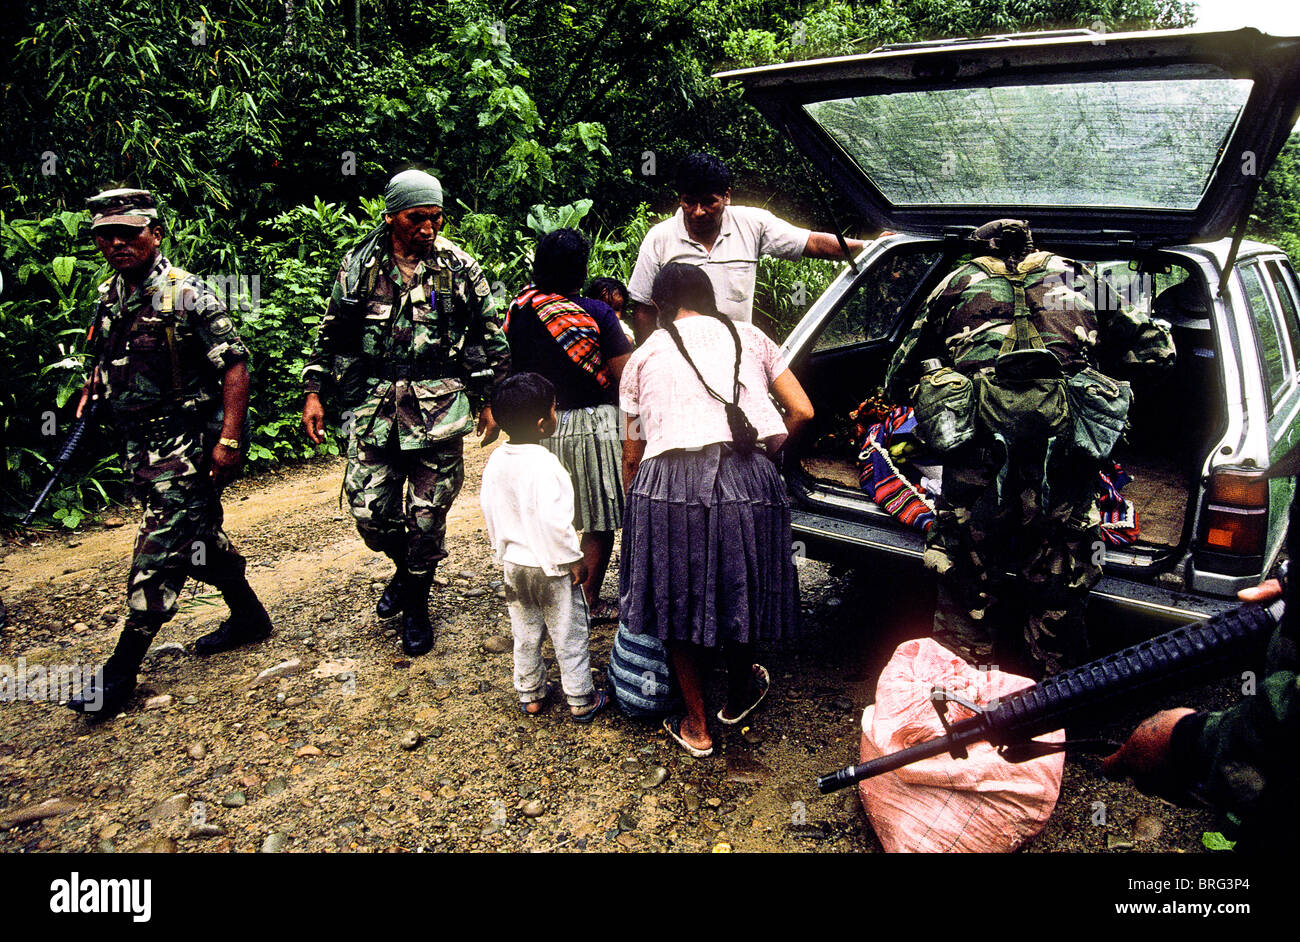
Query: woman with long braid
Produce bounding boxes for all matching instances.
[618,263,813,756]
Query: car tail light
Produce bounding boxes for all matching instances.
[1201,470,1269,556]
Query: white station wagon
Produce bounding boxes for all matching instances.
[719,26,1300,624]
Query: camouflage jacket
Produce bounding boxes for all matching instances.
[87,254,248,419]
[1168,500,1300,849]
[884,252,1175,402]
[303,233,509,451]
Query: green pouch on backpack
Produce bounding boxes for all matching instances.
[912,364,976,453]
[974,371,1070,444]
[1066,366,1131,460]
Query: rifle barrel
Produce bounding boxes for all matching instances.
[817,723,984,793]
[19,399,98,527]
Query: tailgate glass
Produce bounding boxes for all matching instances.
[804,77,1252,211]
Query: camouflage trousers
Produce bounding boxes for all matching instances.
[923,441,1101,675]
[343,433,464,578]
[123,427,245,631]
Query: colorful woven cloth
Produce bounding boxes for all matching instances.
[506,286,610,388]
[857,406,935,532]
[1097,463,1140,545]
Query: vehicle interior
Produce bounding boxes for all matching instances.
[787,240,1226,574]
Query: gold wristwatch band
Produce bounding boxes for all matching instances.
[218,437,241,450]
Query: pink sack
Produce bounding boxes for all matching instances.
[858,637,1065,853]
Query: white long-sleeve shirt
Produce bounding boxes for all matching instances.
[480,443,583,577]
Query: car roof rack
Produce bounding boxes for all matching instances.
[868,29,1099,54]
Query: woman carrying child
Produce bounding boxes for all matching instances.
[502,230,633,622]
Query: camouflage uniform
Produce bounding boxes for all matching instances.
[1164,495,1300,850]
[886,248,1174,674]
[303,233,509,578]
[88,254,251,634]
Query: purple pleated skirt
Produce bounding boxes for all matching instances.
[618,443,799,647]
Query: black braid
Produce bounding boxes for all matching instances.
[662,313,759,453]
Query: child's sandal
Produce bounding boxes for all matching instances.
[570,690,609,724]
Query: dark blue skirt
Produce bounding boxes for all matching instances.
[619,443,799,647]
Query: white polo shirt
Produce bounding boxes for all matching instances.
[626,205,811,323]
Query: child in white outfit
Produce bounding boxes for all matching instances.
[480,373,609,721]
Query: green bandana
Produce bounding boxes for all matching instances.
[383,170,444,214]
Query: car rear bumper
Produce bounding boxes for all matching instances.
[791,508,1238,627]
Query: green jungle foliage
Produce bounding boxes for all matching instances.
[6,0,1296,530]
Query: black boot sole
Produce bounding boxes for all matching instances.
[66,684,135,721]
[193,623,272,657]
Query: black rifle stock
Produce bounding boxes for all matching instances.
[816,599,1284,794]
[20,397,100,527]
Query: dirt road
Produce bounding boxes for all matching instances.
[0,444,1221,852]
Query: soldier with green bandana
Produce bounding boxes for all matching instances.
[67,188,273,720]
[885,219,1174,675]
[302,169,509,656]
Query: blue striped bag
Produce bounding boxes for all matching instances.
[608,623,679,718]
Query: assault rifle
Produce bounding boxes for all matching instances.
[816,599,1284,793]
[20,396,100,527]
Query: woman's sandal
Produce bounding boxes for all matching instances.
[663,715,714,757]
[717,664,770,726]
[570,690,610,724]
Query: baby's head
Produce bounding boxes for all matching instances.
[491,372,557,444]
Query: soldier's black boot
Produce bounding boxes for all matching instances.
[376,563,408,620]
[67,619,156,719]
[194,577,273,656]
[399,575,434,657]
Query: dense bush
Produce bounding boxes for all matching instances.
[10,0,1298,530]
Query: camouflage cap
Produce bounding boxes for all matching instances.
[87,188,159,230]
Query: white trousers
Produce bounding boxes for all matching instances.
[503,562,594,707]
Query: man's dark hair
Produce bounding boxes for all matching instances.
[586,277,628,311]
[651,262,720,325]
[491,372,556,438]
[675,153,732,198]
[533,228,590,294]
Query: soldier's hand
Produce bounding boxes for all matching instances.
[570,562,588,587]
[76,368,99,419]
[303,393,326,445]
[210,443,241,486]
[75,384,92,420]
[1238,578,1283,604]
[477,405,500,447]
[1101,707,1197,780]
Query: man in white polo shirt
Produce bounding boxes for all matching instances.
[627,153,867,342]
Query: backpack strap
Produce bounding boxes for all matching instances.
[970,256,1047,356]
[159,269,190,406]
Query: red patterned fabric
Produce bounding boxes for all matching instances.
[857,406,935,533]
[506,286,610,388]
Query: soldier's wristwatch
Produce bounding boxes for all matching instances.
[218,437,241,450]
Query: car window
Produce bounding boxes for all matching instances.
[1265,259,1300,365]
[813,250,943,352]
[803,77,1253,211]
[1240,263,1290,407]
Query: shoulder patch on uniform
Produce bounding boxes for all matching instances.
[210,314,234,334]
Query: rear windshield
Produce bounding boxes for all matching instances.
[804,77,1252,211]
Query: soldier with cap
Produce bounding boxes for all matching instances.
[67,188,273,719]
[885,219,1174,675]
[301,169,509,656]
